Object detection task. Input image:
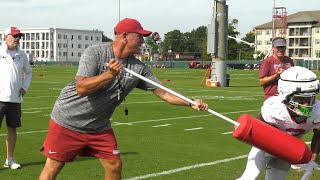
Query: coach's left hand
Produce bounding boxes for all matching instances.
[191,99,208,111]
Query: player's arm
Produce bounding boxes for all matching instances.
[152,88,208,111]
[76,59,123,96]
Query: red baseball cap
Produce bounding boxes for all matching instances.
[5,26,23,36]
[115,18,152,37]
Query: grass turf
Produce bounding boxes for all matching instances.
[0,66,319,179]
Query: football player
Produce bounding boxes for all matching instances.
[237,66,320,180]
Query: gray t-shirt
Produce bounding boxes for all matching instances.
[51,44,161,133]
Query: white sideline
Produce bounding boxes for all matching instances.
[124,155,248,180]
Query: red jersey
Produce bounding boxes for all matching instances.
[260,56,294,100]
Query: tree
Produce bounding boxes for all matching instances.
[145,36,159,53]
[239,30,256,60]
[227,19,241,60]
[161,29,187,53]
[102,33,113,42]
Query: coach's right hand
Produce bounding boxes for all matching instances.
[108,59,124,76]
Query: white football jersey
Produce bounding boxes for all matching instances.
[261,96,320,138]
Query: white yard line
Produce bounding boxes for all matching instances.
[152,124,171,127]
[184,127,203,131]
[23,107,52,110]
[112,109,259,126]
[124,155,248,180]
[222,131,233,135]
[0,130,48,136]
[124,141,312,180]
[23,111,42,114]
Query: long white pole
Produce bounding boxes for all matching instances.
[123,67,239,126]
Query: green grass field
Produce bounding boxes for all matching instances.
[0,66,319,179]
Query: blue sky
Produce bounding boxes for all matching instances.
[0,0,319,39]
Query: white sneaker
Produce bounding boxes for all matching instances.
[3,159,21,169]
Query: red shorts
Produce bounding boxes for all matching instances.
[42,119,120,162]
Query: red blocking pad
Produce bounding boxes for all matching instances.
[233,114,312,164]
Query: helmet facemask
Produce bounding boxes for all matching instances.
[287,92,317,118]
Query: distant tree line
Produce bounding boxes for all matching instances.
[103,19,257,61]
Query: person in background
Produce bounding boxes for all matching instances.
[259,37,294,100]
[39,18,208,180]
[0,26,32,169]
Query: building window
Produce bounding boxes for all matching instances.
[257,40,262,45]
[266,30,270,35]
[78,52,82,57]
[96,36,100,41]
[85,36,89,40]
[63,35,67,39]
[78,44,82,48]
[58,34,62,39]
[315,39,320,45]
[256,31,262,35]
[85,44,89,48]
[316,50,320,57]
[316,28,320,33]
[78,35,82,40]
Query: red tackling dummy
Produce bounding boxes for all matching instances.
[233,114,312,164]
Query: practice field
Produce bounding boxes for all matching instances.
[0,66,319,179]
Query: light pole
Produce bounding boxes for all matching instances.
[118,0,121,22]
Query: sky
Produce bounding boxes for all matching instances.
[0,0,319,39]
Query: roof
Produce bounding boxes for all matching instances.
[255,10,320,29]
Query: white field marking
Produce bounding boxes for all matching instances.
[32,81,66,84]
[0,130,48,136]
[123,101,163,104]
[222,131,233,135]
[125,141,313,180]
[23,111,42,114]
[24,96,58,99]
[22,107,52,110]
[131,90,263,95]
[112,109,260,126]
[124,155,248,180]
[112,122,133,125]
[7,109,260,138]
[152,124,171,127]
[184,127,203,131]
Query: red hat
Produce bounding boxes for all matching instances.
[115,18,152,37]
[5,26,23,36]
